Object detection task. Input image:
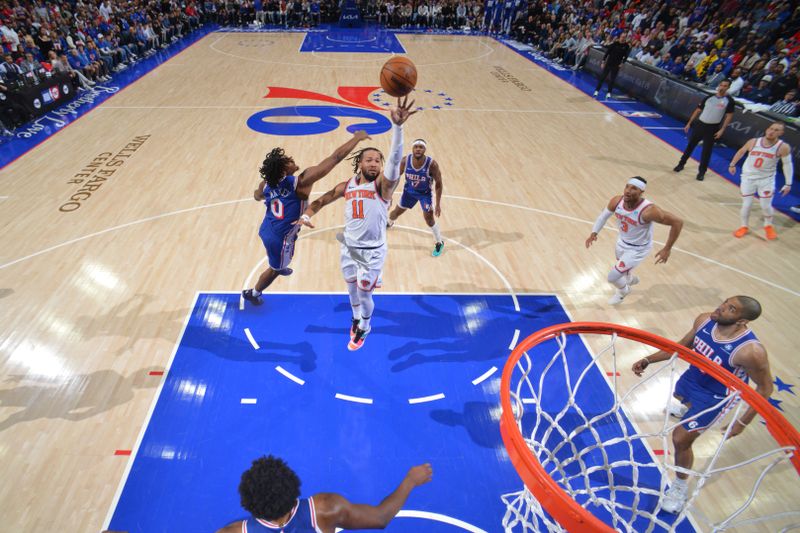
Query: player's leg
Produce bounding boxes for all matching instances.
[340,244,361,337]
[243,230,295,305]
[758,180,777,240]
[735,178,756,237]
[607,243,644,305]
[388,190,417,228]
[348,247,386,351]
[420,194,444,256]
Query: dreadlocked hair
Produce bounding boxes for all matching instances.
[347,147,384,174]
[260,147,292,188]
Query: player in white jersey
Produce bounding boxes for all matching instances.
[585,177,684,305]
[728,122,793,241]
[297,97,417,350]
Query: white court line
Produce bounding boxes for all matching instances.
[408,393,445,404]
[396,510,488,533]
[244,327,260,349]
[102,292,199,530]
[335,393,374,404]
[242,223,521,312]
[508,329,520,350]
[275,365,305,386]
[209,32,496,69]
[240,398,257,404]
[471,366,498,386]
[4,193,797,298]
[439,107,610,115]
[644,126,685,130]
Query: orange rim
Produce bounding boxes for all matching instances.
[500,321,800,532]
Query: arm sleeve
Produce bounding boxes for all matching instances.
[592,208,615,234]
[726,96,735,113]
[782,153,794,186]
[384,123,404,182]
[697,95,709,110]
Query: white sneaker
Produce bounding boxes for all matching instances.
[668,399,688,418]
[593,90,599,97]
[606,92,612,99]
[661,482,688,513]
[608,285,630,305]
[791,206,800,214]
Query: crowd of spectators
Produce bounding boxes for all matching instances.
[511,0,800,116]
[0,0,207,135]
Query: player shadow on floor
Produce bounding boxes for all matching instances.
[0,366,161,432]
[429,401,503,449]
[181,324,317,372]
[73,293,191,357]
[0,288,12,300]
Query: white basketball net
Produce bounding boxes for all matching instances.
[501,330,799,532]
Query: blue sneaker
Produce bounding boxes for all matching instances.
[241,289,263,306]
[432,241,444,257]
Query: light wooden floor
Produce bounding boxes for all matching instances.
[0,31,798,532]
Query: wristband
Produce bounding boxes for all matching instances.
[301,214,311,223]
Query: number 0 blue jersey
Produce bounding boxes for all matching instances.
[260,175,307,238]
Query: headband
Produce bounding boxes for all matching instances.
[627,177,646,191]
[412,139,427,148]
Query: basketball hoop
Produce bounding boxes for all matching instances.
[499,322,800,532]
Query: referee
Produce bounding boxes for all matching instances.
[674,79,735,181]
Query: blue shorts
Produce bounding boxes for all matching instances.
[259,225,300,271]
[674,375,739,433]
[399,189,433,212]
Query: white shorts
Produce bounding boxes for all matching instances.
[740,174,775,198]
[340,242,387,291]
[614,240,652,273]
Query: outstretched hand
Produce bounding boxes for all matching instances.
[390,96,418,126]
[405,463,433,487]
[353,130,371,142]
[585,233,597,248]
[654,247,671,264]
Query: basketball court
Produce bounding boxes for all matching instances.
[0,25,798,532]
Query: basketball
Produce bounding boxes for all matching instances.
[380,57,417,98]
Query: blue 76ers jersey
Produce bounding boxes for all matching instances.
[680,318,758,397]
[260,175,306,238]
[403,154,432,194]
[244,498,322,532]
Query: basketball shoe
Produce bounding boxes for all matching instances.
[764,225,777,240]
[661,480,689,513]
[432,241,444,257]
[348,326,371,351]
[733,226,749,238]
[608,285,631,305]
[350,318,360,340]
[241,289,263,306]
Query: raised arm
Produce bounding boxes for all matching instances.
[642,204,683,264]
[314,464,432,532]
[632,313,708,376]
[728,138,755,175]
[431,159,443,217]
[725,342,773,437]
[297,130,371,195]
[377,96,417,201]
[295,181,348,228]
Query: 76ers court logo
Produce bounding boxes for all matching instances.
[247,86,392,136]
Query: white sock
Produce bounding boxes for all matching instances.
[672,477,688,490]
[252,289,262,296]
[431,222,442,243]
[346,280,360,319]
[740,196,753,227]
[759,196,774,226]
